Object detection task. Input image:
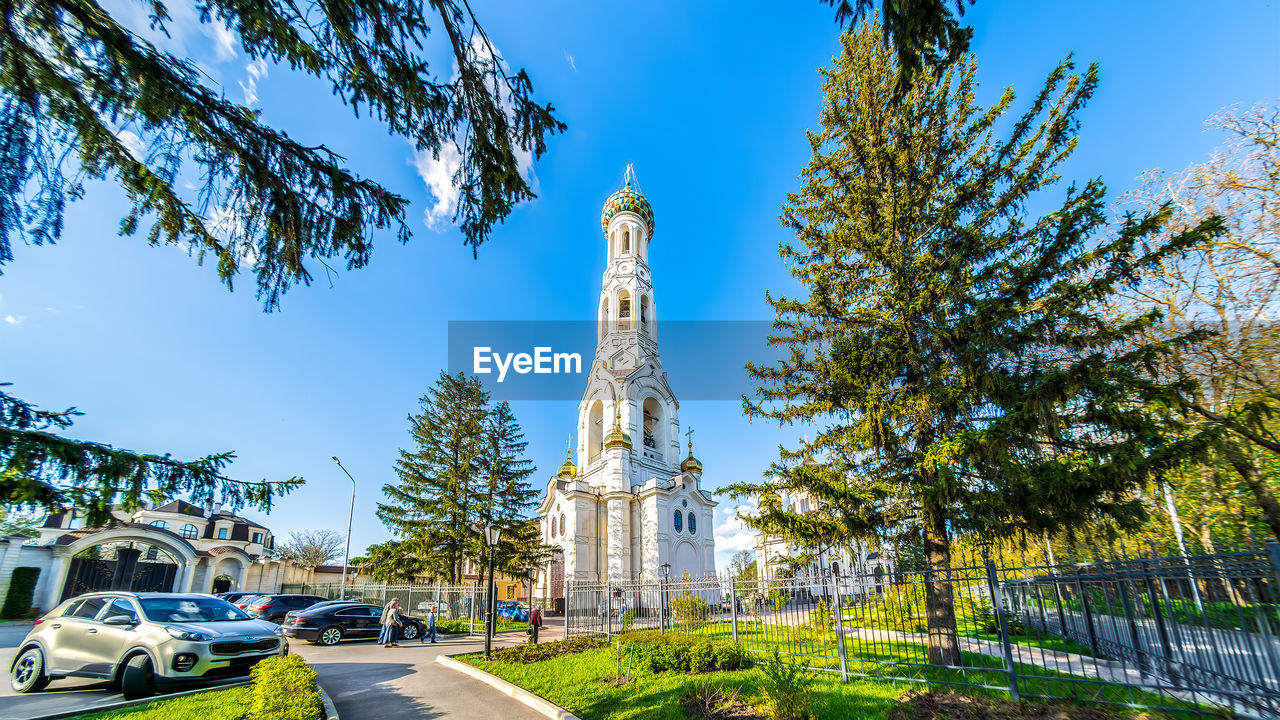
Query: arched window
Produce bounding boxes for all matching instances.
[149,520,169,530]
[588,401,604,464]
[673,509,683,533]
[688,512,696,535]
[180,524,198,539]
[642,397,663,457]
[640,296,651,335]
[600,298,609,339]
[617,289,631,331]
[550,518,556,538]
[559,514,566,537]
[622,226,631,254]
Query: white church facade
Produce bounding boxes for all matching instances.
[535,173,716,607]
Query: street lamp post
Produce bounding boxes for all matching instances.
[483,524,503,661]
[659,563,671,634]
[332,457,357,601]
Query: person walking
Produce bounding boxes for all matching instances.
[529,605,543,645]
[380,597,403,648]
[423,605,437,644]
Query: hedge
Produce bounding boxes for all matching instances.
[489,636,608,663]
[617,631,752,673]
[2,567,40,619]
[249,654,322,720]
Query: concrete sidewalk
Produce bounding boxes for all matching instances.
[292,633,546,720]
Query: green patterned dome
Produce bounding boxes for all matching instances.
[600,183,655,238]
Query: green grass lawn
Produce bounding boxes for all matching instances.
[61,686,250,720]
[459,641,1184,720]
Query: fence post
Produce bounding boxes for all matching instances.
[1141,559,1178,685]
[470,582,478,635]
[729,576,739,644]
[828,571,849,683]
[607,585,614,638]
[983,554,1020,701]
[1071,559,1102,658]
[1112,560,1148,674]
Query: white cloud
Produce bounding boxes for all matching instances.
[413,144,463,230]
[115,130,145,161]
[714,498,759,560]
[4,315,24,326]
[207,21,238,62]
[239,58,268,107]
[413,36,537,231]
[564,51,576,71]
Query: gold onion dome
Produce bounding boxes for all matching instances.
[600,170,655,237]
[680,442,703,473]
[557,447,578,479]
[604,410,632,450]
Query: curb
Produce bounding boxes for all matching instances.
[320,682,340,720]
[435,653,580,720]
[27,680,251,720]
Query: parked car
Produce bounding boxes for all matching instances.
[495,600,528,622]
[282,599,352,623]
[215,592,257,605]
[243,594,327,624]
[233,594,265,610]
[9,592,286,700]
[281,602,426,645]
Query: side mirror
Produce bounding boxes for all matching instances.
[103,614,136,626]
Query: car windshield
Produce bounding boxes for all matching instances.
[139,597,251,622]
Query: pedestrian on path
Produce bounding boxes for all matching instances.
[380,597,403,648]
[423,606,437,644]
[529,605,543,645]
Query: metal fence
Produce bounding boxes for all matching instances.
[565,545,1280,718]
[280,581,508,634]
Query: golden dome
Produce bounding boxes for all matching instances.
[557,447,578,479]
[680,441,703,473]
[604,410,632,450]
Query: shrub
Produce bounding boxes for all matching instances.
[489,636,607,663]
[758,648,813,720]
[618,631,751,673]
[1,567,40,619]
[249,654,322,720]
[620,609,636,632]
[681,680,745,720]
[671,589,711,631]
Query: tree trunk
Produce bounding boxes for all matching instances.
[922,502,961,666]
[1224,439,1280,544]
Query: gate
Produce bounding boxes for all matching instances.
[61,548,180,601]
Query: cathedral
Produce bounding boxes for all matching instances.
[535,172,717,605]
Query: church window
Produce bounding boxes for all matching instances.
[642,397,663,456]
[617,290,631,331]
[149,520,169,530]
[180,523,198,539]
[673,509,682,533]
[588,401,604,464]
[559,514,566,536]
[640,296,650,335]
[688,512,696,535]
[799,499,810,513]
[622,227,631,254]
[550,519,556,538]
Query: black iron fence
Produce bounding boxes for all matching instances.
[564,546,1280,718]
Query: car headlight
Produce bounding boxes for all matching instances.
[165,626,211,642]
[272,625,286,636]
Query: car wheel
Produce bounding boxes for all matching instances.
[317,626,344,646]
[10,647,50,693]
[400,623,419,640]
[120,654,155,700]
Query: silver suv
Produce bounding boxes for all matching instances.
[9,592,287,699]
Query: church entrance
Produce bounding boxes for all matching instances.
[212,574,234,593]
[60,541,180,601]
[550,551,565,614]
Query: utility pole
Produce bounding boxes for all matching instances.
[333,456,357,601]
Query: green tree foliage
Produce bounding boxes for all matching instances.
[728,24,1221,664]
[1,385,300,527]
[377,373,547,583]
[821,1,974,93]
[1,0,564,309]
[360,538,430,583]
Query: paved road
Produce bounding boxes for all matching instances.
[0,619,565,720]
[292,631,545,720]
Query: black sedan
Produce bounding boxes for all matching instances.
[281,602,426,645]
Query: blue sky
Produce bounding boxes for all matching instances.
[1,1,1277,572]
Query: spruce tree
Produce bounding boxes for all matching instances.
[475,401,540,570]
[728,24,1221,664]
[378,371,489,583]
